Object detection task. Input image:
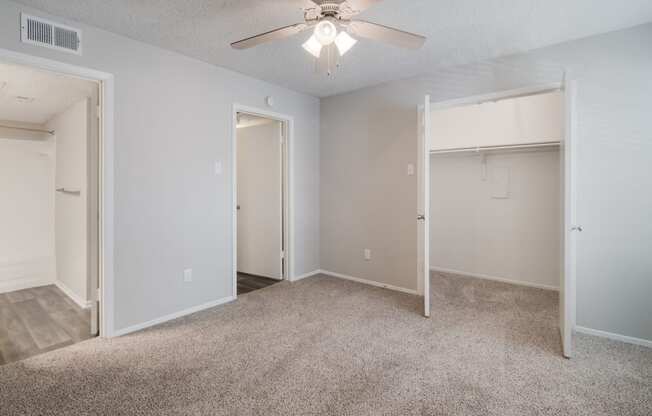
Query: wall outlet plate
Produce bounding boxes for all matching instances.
[183,268,193,282]
[364,249,372,261]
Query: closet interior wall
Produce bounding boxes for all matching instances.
[429,91,563,290]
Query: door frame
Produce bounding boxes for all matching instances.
[422,80,577,356]
[0,47,116,338]
[231,104,293,299]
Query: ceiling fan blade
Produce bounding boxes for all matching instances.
[231,23,309,50]
[348,20,426,49]
[345,0,383,12]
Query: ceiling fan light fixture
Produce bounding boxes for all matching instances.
[334,31,357,56]
[314,20,337,45]
[302,35,323,58]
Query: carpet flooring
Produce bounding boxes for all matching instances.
[0,272,650,415]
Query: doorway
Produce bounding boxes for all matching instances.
[0,61,102,364]
[417,83,577,358]
[233,108,290,296]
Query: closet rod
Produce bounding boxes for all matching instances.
[0,124,55,135]
[430,141,560,155]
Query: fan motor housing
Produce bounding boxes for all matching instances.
[319,3,340,17]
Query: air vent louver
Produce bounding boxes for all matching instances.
[21,13,82,55]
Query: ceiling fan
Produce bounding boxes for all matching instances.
[231,0,426,75]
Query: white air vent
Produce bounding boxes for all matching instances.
[21,13,82,55]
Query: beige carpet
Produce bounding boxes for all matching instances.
[0,272,650,415]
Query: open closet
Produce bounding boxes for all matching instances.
[417,86,577,358]
[430,92,563,290]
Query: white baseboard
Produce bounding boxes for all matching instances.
[0,277,52,294]
[319,270,419,295]
[55,280,92,309]
[430,266,559,292]
[291,269,322,282]
[575,326,652,349]
[112,295,236,337]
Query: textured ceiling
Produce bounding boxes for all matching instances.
[0,62,96,124]
[11,0,652,97]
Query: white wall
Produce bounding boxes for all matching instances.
[430,150,561,290]
[321,23,652,342]
[0,137,55,292]
[237,121,283,279]
[431,92,563,150]
[0,0,320,333]
[47,98,89,306]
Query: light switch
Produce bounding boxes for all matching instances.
[407,163,415,176]
[214,161,223,175]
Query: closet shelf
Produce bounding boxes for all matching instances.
[430,140,560,155]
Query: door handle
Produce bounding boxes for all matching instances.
[417,215,425,221]
[571,226,582,232]
[237,205,241,210]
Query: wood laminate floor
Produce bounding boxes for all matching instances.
[237,273,280,295]
[0,285,94,365]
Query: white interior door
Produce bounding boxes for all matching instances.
[560,79,578,358]
[237,118,283,280]
[417,96,431,317]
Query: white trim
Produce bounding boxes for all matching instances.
[0,278,52,294]
[291,269,321,282]
[113,296,236,337]
[430,266,559,292]
[320,270,419,295]
[0,47,115,338]
[575,326,652,349]
[55,280,92,309]
[231,104,294,301]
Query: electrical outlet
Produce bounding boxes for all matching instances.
[364,249,372,261]
[214,161,223,176]
[183,268,193,282]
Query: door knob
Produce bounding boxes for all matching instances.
[237,205,241,210]
[417,215,425,221]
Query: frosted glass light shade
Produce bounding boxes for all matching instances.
[302,35,323,58]
[314,20,337,45]
[335,31,357,56]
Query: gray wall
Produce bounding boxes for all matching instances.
[0,0,320,333]
[321,24,652,341]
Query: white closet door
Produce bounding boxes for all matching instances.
[237,121,283,280]
[560,80,578,358]
[417,96,431,317]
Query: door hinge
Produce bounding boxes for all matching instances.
[280,251,285,259]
